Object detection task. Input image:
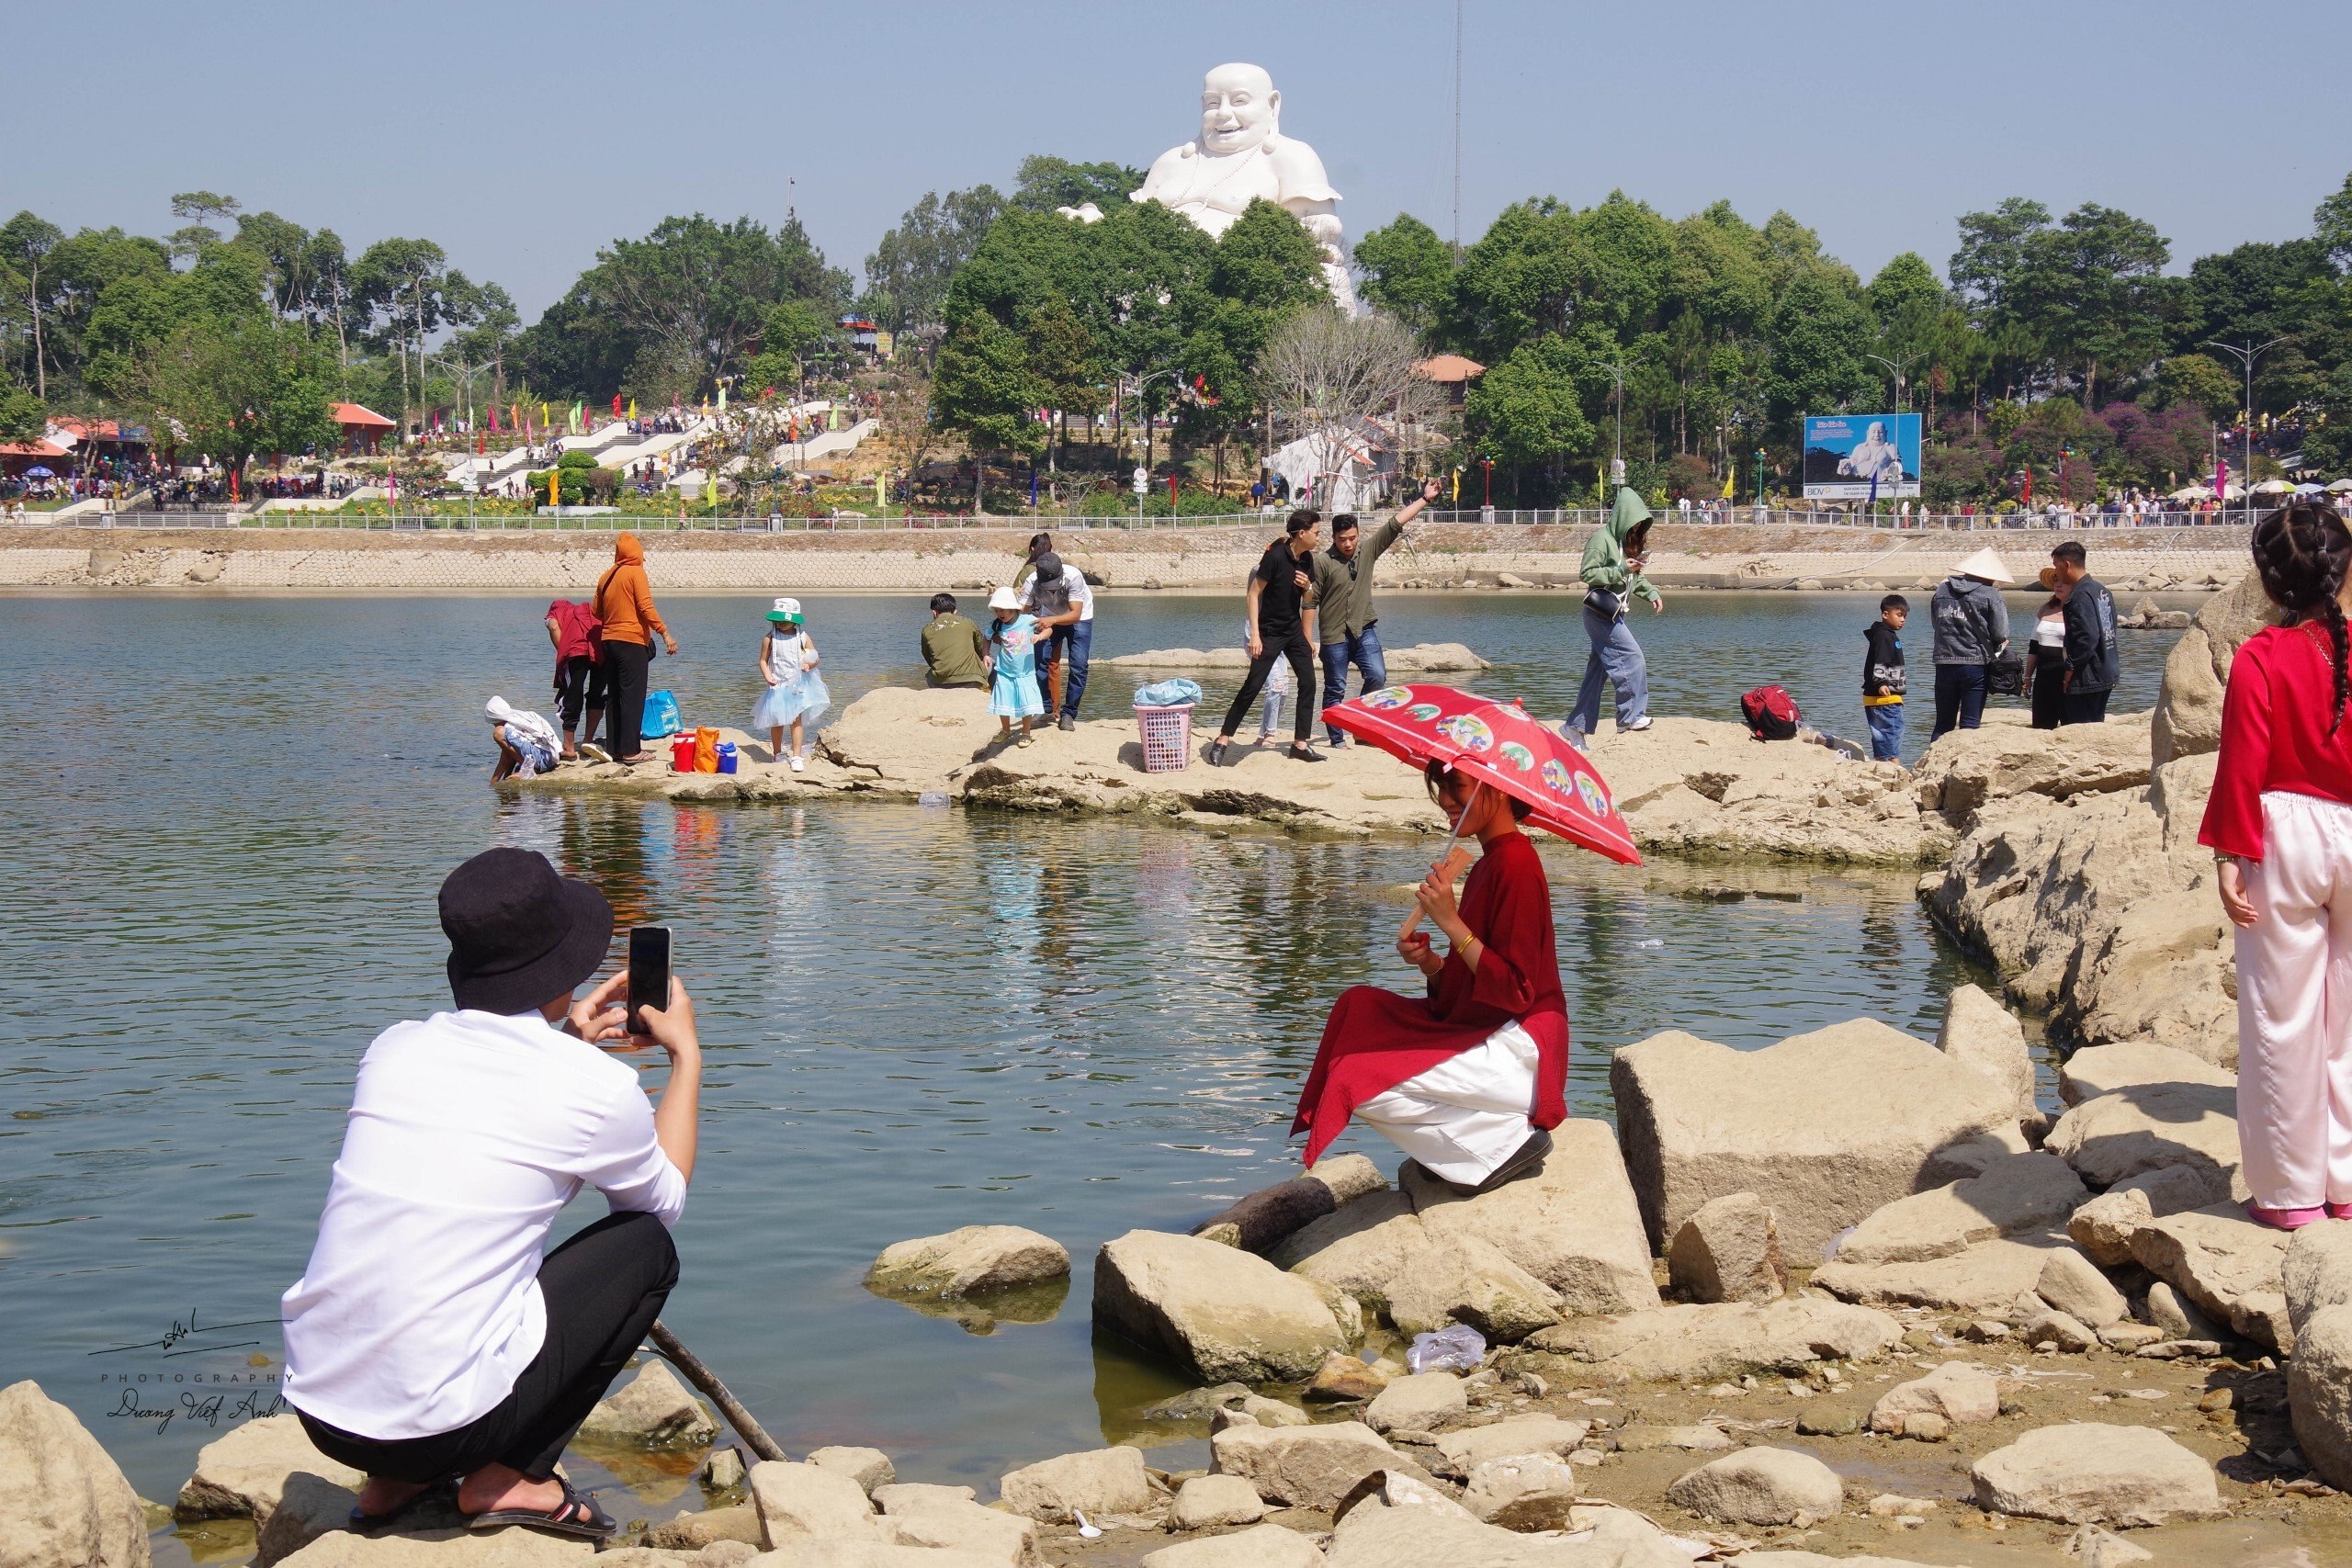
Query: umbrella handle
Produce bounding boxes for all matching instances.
[1399,783,1480,942]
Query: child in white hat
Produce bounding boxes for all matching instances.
[752,597,829,771]
[985,584,1045,746]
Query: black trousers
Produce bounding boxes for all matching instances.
[554,655,608,735]
[1220,626,1316,742]
[605,641,655,758]
[296,1211,678,1484]
[2029,663,2066,729]
[2062,687,2111,726]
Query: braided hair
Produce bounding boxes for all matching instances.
[2251,502,2352,733]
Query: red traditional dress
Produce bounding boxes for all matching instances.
[1292,830,1569,1180]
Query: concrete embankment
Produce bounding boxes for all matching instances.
[2,519,2250,592]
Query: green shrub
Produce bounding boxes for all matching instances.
[556,449,599,470]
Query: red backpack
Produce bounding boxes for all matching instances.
[1739,684,1802,741]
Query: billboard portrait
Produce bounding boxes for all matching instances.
[1803,412,1921,499]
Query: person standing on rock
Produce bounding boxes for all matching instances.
[1020,548,1094,731]
[1312,478,1442,747]
[2023,570,2072,730]
[2200,502,2352,1232]
[1561,487,1661,752]
[594,534,679,764]
[1211,511,1324,765]
[543,597,606,761]
[1928,547,2013,739]
[2051,540,2119,726]
[1290,763,1567,1193]
[280,849,704,1541]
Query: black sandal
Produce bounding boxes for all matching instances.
[1209,739,1230,766]
[467,1480,616,1540]
[349,1476,452,1533]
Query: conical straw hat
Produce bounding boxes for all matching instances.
[1952,547,2016,585]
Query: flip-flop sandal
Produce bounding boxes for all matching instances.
[467,1481,616,1540]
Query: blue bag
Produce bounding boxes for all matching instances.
[642,689,683,739]
[1132,677,1204,708]
[717,741,739,774]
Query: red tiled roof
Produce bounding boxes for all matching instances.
[0,439,68,458]
[1415,355,1486,382]
[333,402,397,429]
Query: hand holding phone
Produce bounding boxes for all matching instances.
[628,925,673,1036]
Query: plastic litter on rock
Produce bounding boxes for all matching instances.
[1407,1324,1487,1374]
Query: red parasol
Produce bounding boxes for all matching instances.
[1323,683,1641,866]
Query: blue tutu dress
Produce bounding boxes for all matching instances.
[752,629,831,728]
[988,614,1046,718]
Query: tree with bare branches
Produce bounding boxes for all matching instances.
[1258,308,1443,508]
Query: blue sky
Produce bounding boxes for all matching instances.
[7,1,2347,316]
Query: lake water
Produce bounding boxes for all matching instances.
[0,589,2188,1551]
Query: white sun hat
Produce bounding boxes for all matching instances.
[765,596,803,624]
[1952,547,2016,585]
[988,584,1022,611]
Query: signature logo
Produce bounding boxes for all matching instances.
[90,1307,276,1361]
[107,1386,285,1437]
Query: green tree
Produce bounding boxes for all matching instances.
[741,299,837,395]
[167,190,242,260]
[1466,333,1596,485]
[130,314,337,483]
[1009,155,1143,214]
[81,244,265,399]
[1353,214,1454,341]
[0,382,43,442]
[1023,293,1101,466]
[2154,352,2242,422]
[0,211,64,398]
[2315,170,2352,270]
[1764,272,1873,428]
[863,186,1005,338]
[931,316,1042,509]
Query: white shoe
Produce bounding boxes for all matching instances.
[788,754,806,773]
[1619,716,1653,733]
[1559,721,1588,752]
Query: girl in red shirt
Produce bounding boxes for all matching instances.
[2198,503,2352,1229]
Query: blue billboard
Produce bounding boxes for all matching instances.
[1803,412,1921,499]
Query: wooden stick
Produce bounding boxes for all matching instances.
[1398,843,1475,943]
[648,1320,788,1462]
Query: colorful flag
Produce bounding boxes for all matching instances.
[718,383,728,412]
[568,402,582,434]
[487,405,501,434]
[628,398,638,422]
[540,402,549,428]
[611,393,623,417]
[2215,457,2229,499]
[1720,468,1735,500]
[704,476,718,508]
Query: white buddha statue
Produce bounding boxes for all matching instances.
[1068,62,1357,310]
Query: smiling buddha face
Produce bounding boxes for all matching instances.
[1199,62,1278,156]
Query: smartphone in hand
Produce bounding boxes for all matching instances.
[627,925,672,1036]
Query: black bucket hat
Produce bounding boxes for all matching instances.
[438,848,614,1015]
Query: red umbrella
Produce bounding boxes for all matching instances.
[1323,683,1641,866]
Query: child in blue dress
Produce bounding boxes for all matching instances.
[985,584,1045,746]
[751,597,830,771]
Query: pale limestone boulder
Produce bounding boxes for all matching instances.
[1832,1152,2087,1267]
[1324,1499,1599,1566]
[2021,1308,2098,1353]
[1971,1424,2220,1526]
[2037,1247,2129,1328]
[1815,1235,2069,1314]
[1167,1473,1267,1530]
[642,1506,763,1550]
[2057,1042,2236,1107]
[1306,1154,1390,1205]
[807,1447,896,1495]
[1141,1522,1325,1567]
[2064,1524,2154,1567]
[865,1226,1069,1299]
[1514,1297,1903,1384]
[254,1472,364,1568]
[2064,1164,2229,1267]
[1329,1469,1478,1528]
[578,1360,719,1447]
[2128,1203,2292,1350]
[1919,1122,2036,1184]
[751,1542,1001,1568]
[1933,984,2039,1123]
[1363,1372,1465,1435]
[2290,1303,2352,1491]
[706,1449,748,1489]
[1210,1422,1401,1511]
[1383,1233,1563,1342]
[1666,1192,1788,1303]
[997,1446,1152,1524]
[273,1531,594,1565]
[177,1414,365,1522]
[1462,1453,1580,1529]
[1094,1229,1357,1383]
[1432,1416,1591,1473]
[1868,1361,2001,1435]
[1271,1189,1427,1315]
[1236,1393,1310,1427]
[2045,1083,2241,1189]
[1306,1353,1389,1403]
[1914,718,2153,825]
[875,1486,1039,1566]
[2145,1280,2225,1341]
[750,1461,879,1549]
[1398,1118,1659,1316]
[1665,1448,1843,1526]
[1611,1020,2018,1260]
[0,1380,151,1568]
[2153,572,2274,765]
[2283,1217,2352,1337]
[1613,1425,1734,1452]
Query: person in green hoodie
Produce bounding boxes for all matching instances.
[1562,487,1663,749]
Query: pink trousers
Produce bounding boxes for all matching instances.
[2235,790,2352,1210]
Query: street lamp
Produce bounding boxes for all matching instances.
[1864,353,1917,412]
[2204,337,2287,525]
[1754,447,1767,510]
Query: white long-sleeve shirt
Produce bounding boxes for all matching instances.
[281,1009,686,1438]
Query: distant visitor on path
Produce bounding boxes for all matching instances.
[1561,486,1661,751]
[1313,478,1441,746]
[1292,764,1567,1193]
[2024,569,2072,730]
[594,535,679,764]
[2050,540,2118,725]
[279,848,705,1542]
[1928,547,2013,739]
[1020,540,1094,731]
[543,598,606,761]
[1861,593,1908,761]
[1211,510,1324,765]
[750,597,829,772]
[2200,503,2352,1233]
[921,592,988,689]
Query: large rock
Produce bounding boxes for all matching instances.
[1831,1152,2088,1267]
[1461,1453,1581,1530]
[1970,1424,2220,1526]
[1363,1373,1465,1435]
[2290,1303,2352,1491]
[808,1447,896,1495]
[2037,1247,2129,1328]
[254,1472,365,1567]
[1666,1192,1788,1303]
[750,1461,879,1548]
[1915,717,2154,826]
[1933,984,2040,1123]
[2045,1083,2241,1190]
[273,1531,593,1565]
[2058,1042,2236,1107]
[865,1226,1069,1299]
[2153,572,2274,765]
[750,1543,1001,1568]
[1167,1474,1267,1530]
[1611,1020,2018,1260]
[997,1446,1152,1524]
[2128,1202,2292,1350]
[1432,1416,1591,1474]
[1398,1118,1659,1316]
[1664,1448,1843,1526]
[1095,1229,1357,1382]
[1271,1190,1427,1314]
[1211,1422,1401,1511]
[0,1380,151,1568]
[177,1414,365,1521]
[1383,1234,1564,1342]
[2065,1165,2231,1267]
[1324,1498,1607,1567]
[1868,1362,2001,1435]
[875,1485,1040,1565]
[577,1359,720,1447]
[1815,1235,2069,1314]
[1141,1522,1325,1567]
[1512,1298,1902,1385]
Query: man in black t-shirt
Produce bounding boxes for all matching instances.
[1213,510,1324,764]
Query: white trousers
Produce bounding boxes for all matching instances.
[1354,1020,1541,1186]
[2236,791,2352,1210]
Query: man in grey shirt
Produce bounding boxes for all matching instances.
[1310,478,1441,744]
[1928,547,2014,739]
